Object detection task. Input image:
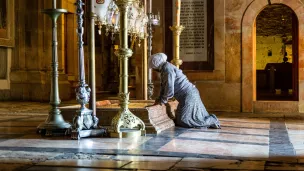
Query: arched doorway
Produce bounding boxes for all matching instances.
[241,0,304,113]
[255,4,298,101]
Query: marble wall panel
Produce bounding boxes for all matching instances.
[271,0,283,3]
[295,5,304,19]
[214,0,225,71]
[299,81,304,101]
[225,33,241,83]
[225,16,241,32]
[282,0,303,10]
[195,82,240,112]
[186,70,225,81]
[254,101,298,113]
[298,80,304,113]
[225,0,252,17]
[298,21,304,107]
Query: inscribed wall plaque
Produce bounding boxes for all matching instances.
[174,0,207,61]
[171,0,214,70]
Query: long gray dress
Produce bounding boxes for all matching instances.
[157,62,220,128]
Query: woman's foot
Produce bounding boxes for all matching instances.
[208,114,221,129]
[208,122,221,129]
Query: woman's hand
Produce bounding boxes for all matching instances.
[154,98,163,106]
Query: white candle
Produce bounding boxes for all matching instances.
[149,0,152,13]
[176,0,181,26]
[52,0,56,9]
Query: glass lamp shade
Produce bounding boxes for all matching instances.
[112,11,120,33]
[128,2,140,34]
[94,0,112,25]
[106,1,118,25]
[135,13,148,39]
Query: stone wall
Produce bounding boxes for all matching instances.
[151,0,304,113]
[0,0,73,101]
[152,0,234,112]
[2,0,304,114]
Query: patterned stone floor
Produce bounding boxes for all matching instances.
[0,102,304,170]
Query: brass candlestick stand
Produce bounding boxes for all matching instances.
[71,0,106,140]
[110,0,145,138]
[147,0,160,100]
[170,25,184,68]
[170,0,184,68]
[37,0,71,136]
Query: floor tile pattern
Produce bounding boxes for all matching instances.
[0,102,304,170]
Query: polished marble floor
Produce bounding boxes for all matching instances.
[0,102,304,170]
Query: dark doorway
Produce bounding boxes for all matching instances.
[256,4,298,101]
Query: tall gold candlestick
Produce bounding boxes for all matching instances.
[110,0,145,138]
[170,0,184,68]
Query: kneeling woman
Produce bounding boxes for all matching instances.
[149,53,220,129]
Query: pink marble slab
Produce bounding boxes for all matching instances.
[191,127,269,136]
[219,121,270,129]
[219,117,270,124]
[286,130,304,135]
[286,124,304,130]
[175,158,265,170]
[159,139,269,158]
[285,120,304,125]
[179,132,269,144]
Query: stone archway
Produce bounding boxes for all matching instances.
[241,0,304,112]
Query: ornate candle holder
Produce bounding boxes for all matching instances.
[71,0,104,140]
[170,25,184,68]
[170,0,184,68]
[37,3,71,136]
[147,8,160,100]
[110,0,145,138]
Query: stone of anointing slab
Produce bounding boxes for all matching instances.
[60,100,176,134]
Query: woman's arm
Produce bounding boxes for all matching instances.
[158,69,176,104]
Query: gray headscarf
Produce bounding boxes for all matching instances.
[148,53,167,69]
